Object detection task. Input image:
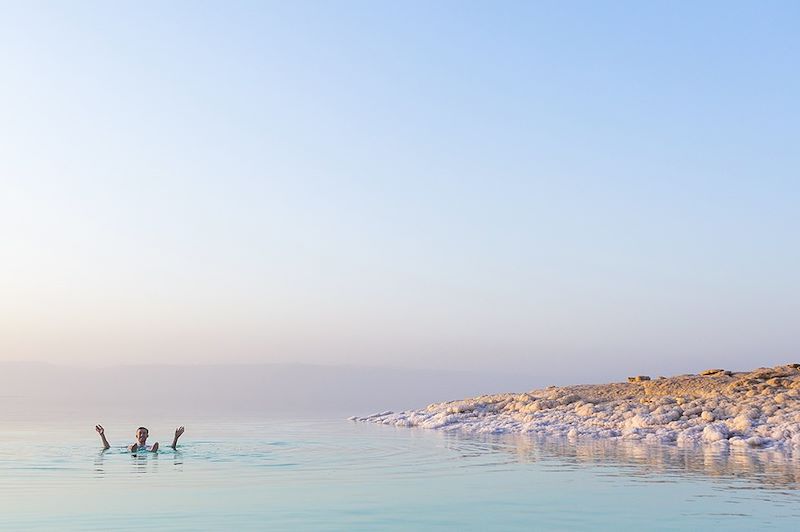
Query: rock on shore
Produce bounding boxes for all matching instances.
[351,364,800,449]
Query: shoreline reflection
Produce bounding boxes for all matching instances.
[434,429,800,490]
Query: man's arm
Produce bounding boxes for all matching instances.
[95,425,110,450]
[171,426,185,449]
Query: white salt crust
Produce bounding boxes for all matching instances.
[351,365,800,449]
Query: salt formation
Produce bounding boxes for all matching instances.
[351,364,800,449]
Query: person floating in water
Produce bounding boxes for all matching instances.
[95,424,185,452]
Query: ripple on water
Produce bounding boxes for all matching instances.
[1,419,800,530]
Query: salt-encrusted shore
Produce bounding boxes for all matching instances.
[351,364,800,449]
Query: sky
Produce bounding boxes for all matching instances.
[0,1,798,381]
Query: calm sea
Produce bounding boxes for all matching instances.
[1,415,799,530]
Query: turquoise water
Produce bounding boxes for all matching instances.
[1,417,799,530]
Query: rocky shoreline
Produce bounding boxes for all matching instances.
[351,364,800,449]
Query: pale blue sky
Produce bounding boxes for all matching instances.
[1,1,798,380]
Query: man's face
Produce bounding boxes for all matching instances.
[135,428,148,444]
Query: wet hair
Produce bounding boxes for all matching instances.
[136,426,149,435]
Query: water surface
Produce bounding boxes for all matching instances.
[1,417,799,530]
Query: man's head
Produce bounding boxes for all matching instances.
[135,427,149,445]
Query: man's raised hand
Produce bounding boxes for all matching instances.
[171,426,185,449]
[96,424,110,450]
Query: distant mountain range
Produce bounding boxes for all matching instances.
[0,362,547,417]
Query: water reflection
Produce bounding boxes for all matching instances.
[92,448,188,477]
[3,420,800,530]
[93,451,106,477]
[433,429,800,490]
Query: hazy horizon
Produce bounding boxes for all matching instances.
[1,1,798,383]
[0,360,556,420]
[2,357,793,380]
